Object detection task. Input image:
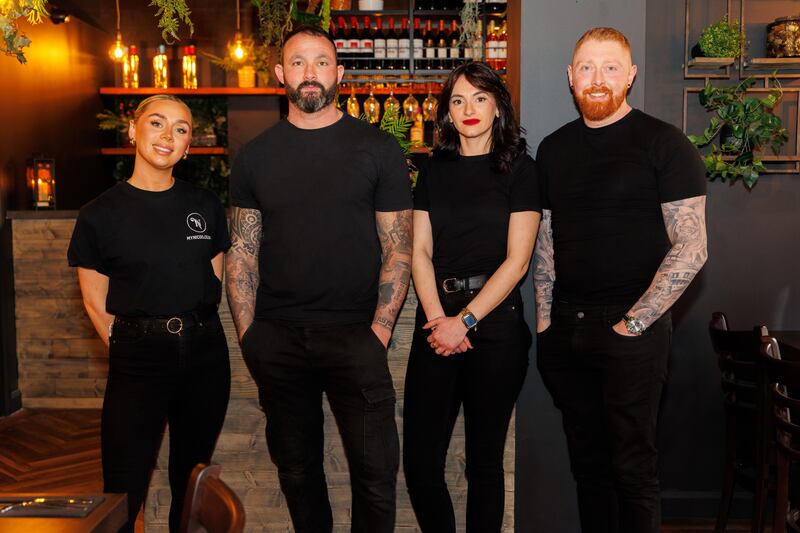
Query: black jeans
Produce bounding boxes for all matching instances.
[403,289,531,533]
[102,312,230,533]
[536,301,672,533]
[241,319,399,533]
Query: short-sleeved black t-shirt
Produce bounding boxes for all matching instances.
[67,180,231,317]
[536,108,707,305]
[414,153,541,279]
[230,113,413,325]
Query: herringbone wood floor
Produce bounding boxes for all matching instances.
[0,408,755,532]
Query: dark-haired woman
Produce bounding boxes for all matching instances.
[403,62,541,532]
[67,95,231,533]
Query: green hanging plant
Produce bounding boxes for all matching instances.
[688,76,788,189]
[252,0,292,49]
[458,1,480,49]
[150,0,195,44]
[1,0,49,64]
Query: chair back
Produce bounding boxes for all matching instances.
[180,463,245,533]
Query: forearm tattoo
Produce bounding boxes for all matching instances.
[225,207,262,337]
[628,196,708,328]
[374,209,413,332]
[532,209,555,327]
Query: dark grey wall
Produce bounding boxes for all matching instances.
[516,2,646,531]
[646,0,800,518]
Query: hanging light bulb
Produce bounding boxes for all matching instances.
[228,0,247,63]
[108,0,126,63]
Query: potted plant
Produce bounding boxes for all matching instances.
[1,0,49,64]
[688,76,788,188]
[693,16,744,59]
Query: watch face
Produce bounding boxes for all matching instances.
[462,312,478,329]
[625,317,645,334]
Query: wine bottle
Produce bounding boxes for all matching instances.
[449,20,460,66]
[373,17,386,71]
[386,17,398,70]
[497,19,507,70]
[413,18,424,71]
[334,17,348,68]
[424,20,436,70]
[361,16,374,70]
[349,17,362,71]
[399,18,410,71]
[436,20,447,69]
[486,20,498,69]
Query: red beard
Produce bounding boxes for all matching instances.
[574,85,626,122]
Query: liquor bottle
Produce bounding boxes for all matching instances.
[497,19,508,70]
[424,20,436,71]
[436,20,447,69]
[386,17,398,70]
[349,17,361,71]
[373,17,385,71]
[449,20,460,66]
[398,18,410,71]
[182,45,197,89]
[410,112,424,146]
[486,20,498,69]
[413,18,424,71]
[153,44,168,88]
[334,17,348,68]
[472,20,483,61]
[361,17,374,70]
[123,44,139,88]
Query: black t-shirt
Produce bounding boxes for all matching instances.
[67,180,231,316]
[414,152,541,278]
[230,114,413,324]
[536,108,707,305]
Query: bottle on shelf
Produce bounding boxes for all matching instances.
[497,19,507,70]
[334,17,348,68]
[424,20,436,71]
[410,112,424,146]
[398,18,410,71]
[123,45,139,89]
[348,17,361,71]
[373,17,385,71]
[413,18,424,71]
[182,45,197,89]
[448,19,460,66]
[153,44,168,89]
[386,17,398,70]
[436,20,447,69]
[472,20,483,62]
[361,16,374,70]
[486,20,499,69]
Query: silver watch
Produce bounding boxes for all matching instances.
[623,314,646,335]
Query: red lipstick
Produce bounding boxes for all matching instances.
[463,118,481,125]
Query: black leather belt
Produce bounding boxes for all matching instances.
[113,309,216,335]
[439,274,488,294]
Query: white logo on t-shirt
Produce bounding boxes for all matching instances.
[186,212,207,233]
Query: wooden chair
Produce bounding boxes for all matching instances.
[760,336,800,533]
[179,463,245,533]
[709,312,770,533]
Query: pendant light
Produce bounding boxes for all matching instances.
[228,0,247,63]
[108,0,126,62]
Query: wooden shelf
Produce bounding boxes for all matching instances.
[100,147,228,156]
[688,57,735,69]
[99,87,284,96]
[745,57,800,69]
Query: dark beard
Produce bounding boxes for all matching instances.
[573,85,626,122]
[285,80,338,113]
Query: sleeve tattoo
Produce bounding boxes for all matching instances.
[628,195,708,328]
[532,209,555,329]
[374,210,413,332]
[225,207,262,338]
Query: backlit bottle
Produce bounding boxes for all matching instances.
[123,45,139,88]
[153,44,168,88]
[182,45,197,89]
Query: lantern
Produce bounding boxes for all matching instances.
[27,157,56,209]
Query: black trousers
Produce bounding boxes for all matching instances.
[536,301,672,533]
[241,319,399,533]
[403,289,531,533]
[102,313,230,533]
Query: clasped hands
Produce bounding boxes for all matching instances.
[423,315,474,356]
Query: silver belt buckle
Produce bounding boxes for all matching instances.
[166,317,183,335]
[442,278,459,294]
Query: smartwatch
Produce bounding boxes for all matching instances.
[460,308,478,331]
[623,314,646,335]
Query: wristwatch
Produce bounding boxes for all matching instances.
[460,308,478,331]
[623,314,646,335]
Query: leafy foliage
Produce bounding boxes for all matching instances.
[252,0,292,49]
[458,1,480,49]
[688,76,788,188]
[698,16,743,58]
[1,0,49,64]
[149,0,194,44]
[200,37,271,76]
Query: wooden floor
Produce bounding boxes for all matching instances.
[0,408,757,532]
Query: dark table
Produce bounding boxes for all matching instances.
[773,331,800,354]
[0,493,126,533]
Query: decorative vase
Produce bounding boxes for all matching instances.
[237,66,255,88]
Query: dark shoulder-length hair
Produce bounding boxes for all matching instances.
[435,61,526,174]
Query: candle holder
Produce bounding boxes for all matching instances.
[26,157,56,209]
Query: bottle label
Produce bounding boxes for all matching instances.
[348,39,361,52]
[386,38,399,48]
[437,47,447,59]
[375,48,387,59]
[335,39,347,50]
[399,47,410,59]
[450,47,459,58]
[360,39,373,52]
[425,47,436,59]
[387,48,399,58]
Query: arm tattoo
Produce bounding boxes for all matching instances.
[225,207,262,338]
[532,209,555,328]
[373,209,413,332]
[628,196,708,328]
